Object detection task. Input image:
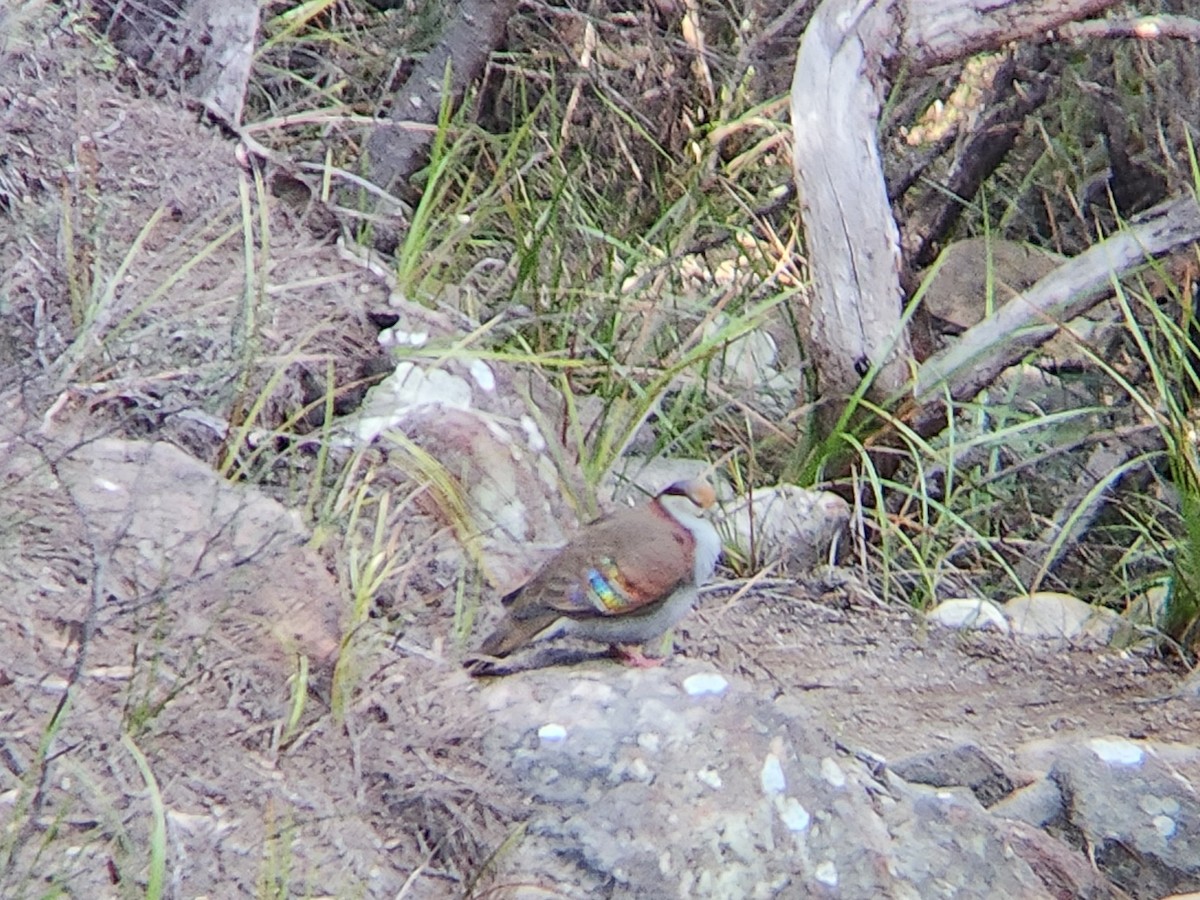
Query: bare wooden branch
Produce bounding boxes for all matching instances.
[1059,14,1200,43]
[791,0,1125,420]
[903,0,1123,72]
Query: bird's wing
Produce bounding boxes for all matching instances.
[505,506,695,621]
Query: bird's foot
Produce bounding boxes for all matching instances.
[609,644,665,668]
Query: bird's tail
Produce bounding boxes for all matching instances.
[478,612,559,658]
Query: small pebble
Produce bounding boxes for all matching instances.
[820,757,846,788]
[637,732,661,752]
[1153,814,1176,838]
[777,796,810,832]
[469,359,496,391]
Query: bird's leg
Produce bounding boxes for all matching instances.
[609,644,665,668]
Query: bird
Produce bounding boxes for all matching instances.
[477,478,722,667]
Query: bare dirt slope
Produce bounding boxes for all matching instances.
[685,583,1199,760]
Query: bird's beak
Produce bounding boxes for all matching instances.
[691,480,717,510]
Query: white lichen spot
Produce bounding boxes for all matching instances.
[814,860,838,887]
[1140,794,1181,817]
[94,478,123,493]
[1153,815,1176,839]
[519,415,546,452]
[760,753,786,795]
[683,672,729,696]
[777,796,810,832]
[352,362,473,442]
[658,849,672,876]
[820,757,846,788]
[537,723,567,742]
[637,732,661,752]
[1088,737,1144,767]
[717,817,757,863]
[696,768,723,790]
[627,758,652,782]
[469,358,496,391]
[378,327,429,348]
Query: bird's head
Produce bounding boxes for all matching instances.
[657,478,717,522]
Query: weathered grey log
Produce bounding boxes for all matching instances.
[791,0,910,410]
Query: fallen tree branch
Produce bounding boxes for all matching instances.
[902,0,1122,72]
[364,0,519,198]
[913,192,1200,406]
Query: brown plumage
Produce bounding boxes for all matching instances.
[478,479,721,662]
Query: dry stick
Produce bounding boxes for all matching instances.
[1059,14,1200,42]
[901,0,1123,72]
[1015,431,1163,590]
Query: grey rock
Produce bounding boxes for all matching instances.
[926,598,1010,633]
[991,776,1067,829]
[726,484,851,571]
[1004,592,1121,643]
[46,437,341,664]
[479,666,1107,898]
[346,295,578,592]
[1017,736,1200,898]
[605,457,721,506]
[890,743,1015,808]
[1177,666,1200,699]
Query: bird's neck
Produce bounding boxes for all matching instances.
[654,497,721,584]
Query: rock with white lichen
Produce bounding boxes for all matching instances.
[477,665,1124,899]
[344,293,578,591]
